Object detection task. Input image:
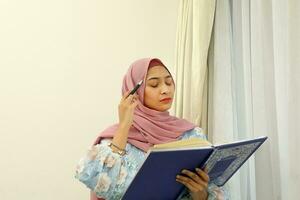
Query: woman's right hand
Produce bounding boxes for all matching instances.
[118,91,139,129]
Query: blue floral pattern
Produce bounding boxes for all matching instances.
[75,127,230,200]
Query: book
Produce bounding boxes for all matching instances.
[121,136,268,200]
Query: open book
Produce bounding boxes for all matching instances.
[122,136,268,200]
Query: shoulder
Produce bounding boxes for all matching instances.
[180,127,207,140]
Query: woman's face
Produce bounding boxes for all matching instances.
[144,65,175,112]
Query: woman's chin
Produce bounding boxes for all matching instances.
[157,104,172,112]
[145,102,172,112]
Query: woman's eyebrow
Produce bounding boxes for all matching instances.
[147,75,172,81]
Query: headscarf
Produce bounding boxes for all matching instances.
[93,58,196,152]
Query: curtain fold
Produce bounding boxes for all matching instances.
[208,0,254,199]
[173,0,216,133]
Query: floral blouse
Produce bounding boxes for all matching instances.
[75,127,230,200]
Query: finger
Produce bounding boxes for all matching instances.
[125,96,139,108]
[196,168,210,183]
[176,175,198,192]
[121,91,130,102]
[131,99,139,108]
[132,94,139,101]
[176,179,198,193]
[179,171,208,190]
[128,98,137,107]
[124,94,134,104]
[176,176,208,194]
[203,166,209,173]
[130,95,139,104]
[176,175,201,189]
[181,169,203,185]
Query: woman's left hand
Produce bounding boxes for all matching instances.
[176,168,210,200]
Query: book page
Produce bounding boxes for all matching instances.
[153,138,212,150]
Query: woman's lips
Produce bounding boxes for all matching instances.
[160,98,172,103]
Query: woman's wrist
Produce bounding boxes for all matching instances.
[108,142,127,156]
[118,122,131,131]
[191,189,208,200]
[111,124,130,151]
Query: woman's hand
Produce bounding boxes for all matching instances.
[176,168,210,200]
[111,91,139,152]
[118,91,139,129]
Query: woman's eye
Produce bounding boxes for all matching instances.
[148,81,159,88]
[166,80,173,85]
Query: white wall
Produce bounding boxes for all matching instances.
[0,0,179,199]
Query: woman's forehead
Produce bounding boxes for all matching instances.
[146,65,170,77]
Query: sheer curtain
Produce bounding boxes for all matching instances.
[209,0,300,199]
[173,0,216,133]
[207,0,255,199]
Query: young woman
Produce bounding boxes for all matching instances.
[75,58,229,200]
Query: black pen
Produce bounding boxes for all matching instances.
[129,80,144,95]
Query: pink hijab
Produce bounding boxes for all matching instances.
[91,58,196,200]
[93,57,196,151]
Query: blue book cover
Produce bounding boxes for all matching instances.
[122,136,267,200]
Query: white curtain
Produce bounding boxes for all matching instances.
[173,0,216,133]
[209,0,300,199]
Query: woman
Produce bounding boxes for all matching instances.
[75,58,229,200]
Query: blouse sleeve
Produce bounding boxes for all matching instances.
[207,183,230,200]
[74,139,144,199]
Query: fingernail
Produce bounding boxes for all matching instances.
[196,168,200,171]
[182,169,187,173]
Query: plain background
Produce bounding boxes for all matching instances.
[0,0,179,199]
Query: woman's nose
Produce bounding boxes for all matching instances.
[160,84,170,94]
